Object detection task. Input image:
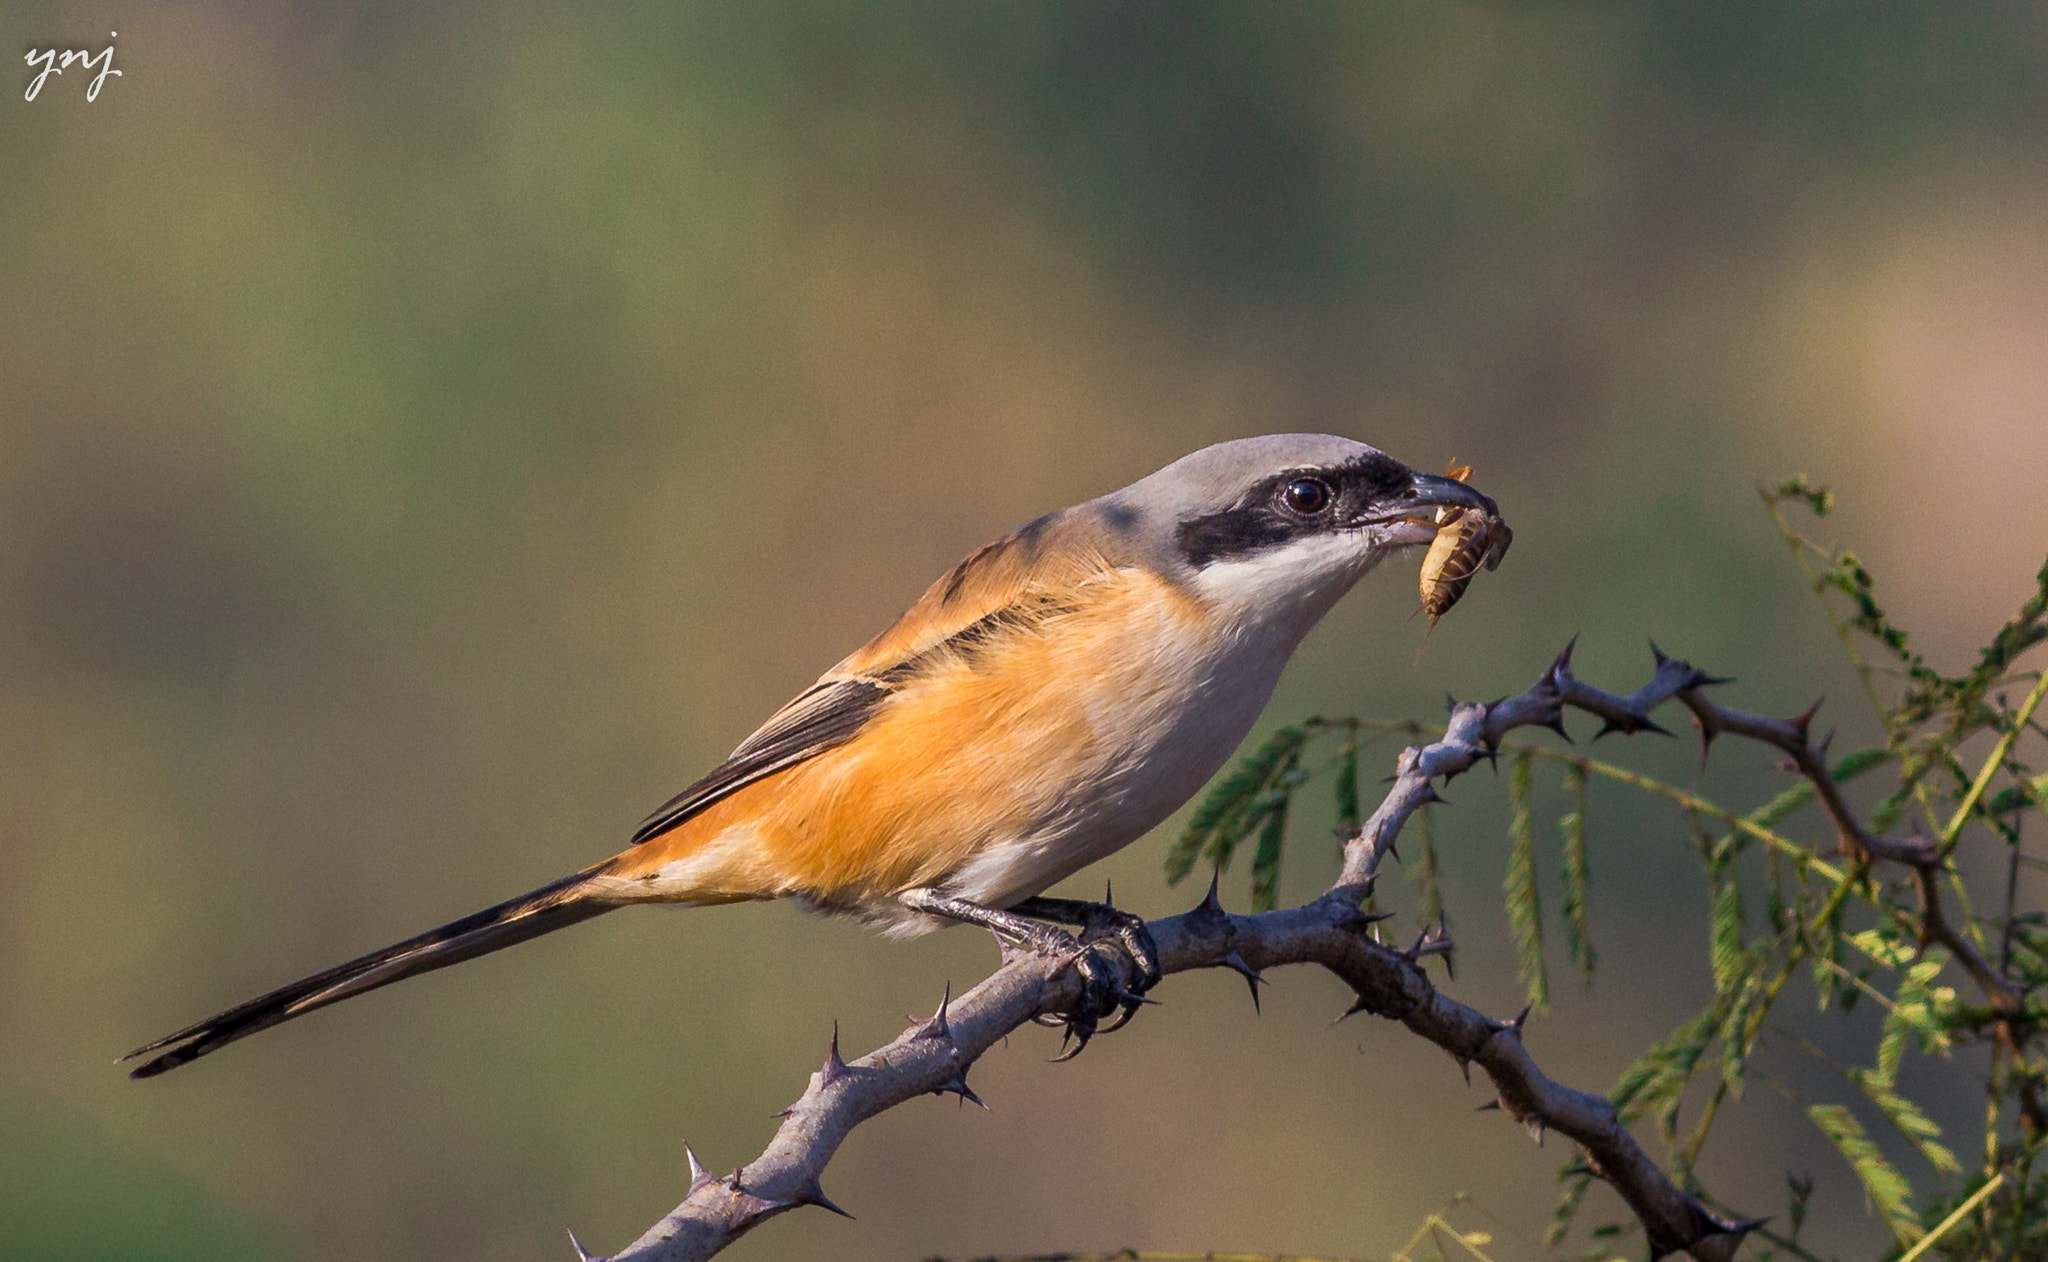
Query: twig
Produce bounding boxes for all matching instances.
[581,647,1787,1262]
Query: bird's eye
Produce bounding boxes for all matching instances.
[1281,477,1333,515]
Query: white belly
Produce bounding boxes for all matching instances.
[922,626,1296,920]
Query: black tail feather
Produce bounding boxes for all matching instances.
[125,867,614,1079]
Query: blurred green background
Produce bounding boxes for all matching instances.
[5,3,2048,1259]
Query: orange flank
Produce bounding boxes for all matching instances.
[594,567,1216,917]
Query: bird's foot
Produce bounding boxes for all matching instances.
[1013,894,1161,1059]
[893,886,1160,1059]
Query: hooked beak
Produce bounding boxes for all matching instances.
[1355,469,1499,528]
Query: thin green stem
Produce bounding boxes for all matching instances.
[1896,1171,2006,1262]
[1942,670,2048,851]
[1509,744,1847,885]
[1764,491,1890,719]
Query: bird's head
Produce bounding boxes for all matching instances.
[1100,434,1502,638]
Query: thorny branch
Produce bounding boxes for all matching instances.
[582,638,1999,1262]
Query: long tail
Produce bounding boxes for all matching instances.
[124,862,619,1079]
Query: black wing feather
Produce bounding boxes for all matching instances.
[630,678,893,844]
[629,590,1079,846]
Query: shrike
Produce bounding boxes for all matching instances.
[128,434,1502,1076]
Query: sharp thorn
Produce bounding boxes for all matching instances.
[910,983,955,1045]
[1697,673,1736,687]
[1649,639,1669,666]
[1222,949,1265,1013]
[1543,717,1573,744]
[1385,837,1401,862]
[1723,1215,1772,1237]
[567,1228,606,1262]
[1103,879,1115,909]
[936,1071,989,1110]
[1448,1051,1472,1085]
[686,1145,714,1193]
[1512,1005,1531,1032]
[1552,634,1579,676]
[1197,868,1226,920]
[1334,993,1373,1022]
[1335,906,1394,932]
[798,1183,856,1219]
[1476,1099,1503,1112]
[1640,716,1674,738]
[1417,783,1449,807]
[1791,697,1824,737]
[820,1021,849,1086]
[1525,1119,1546,1145]
[1445,692,1459,713]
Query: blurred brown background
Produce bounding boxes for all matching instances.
[4,3,2048,1259]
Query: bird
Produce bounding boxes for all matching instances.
[125,433,1501,1077]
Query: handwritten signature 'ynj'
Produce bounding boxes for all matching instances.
[25,33,121,102]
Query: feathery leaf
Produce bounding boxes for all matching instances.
[1558,763,1594,987]
[1249,796,1289,912]
[1166,725,1308,884]
[1806,1102,1923,1245]
[1412,806,1444,930]
[1709,867,1749,996]
[1611,996,1730,1127]
[1848,1069,1962,1176]
[1504,748,1548,1013]
[1334,727,1361,834]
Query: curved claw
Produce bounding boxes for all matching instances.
[1046,939,1156,1058]
[1096,995,1149,1035]
[993,898,1162,1059]
[1080,905,1162,987]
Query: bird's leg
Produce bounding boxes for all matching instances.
[899,888,1154,1057]
[1012,890,1161,990]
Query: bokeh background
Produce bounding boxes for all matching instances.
[5,3,2048,1260]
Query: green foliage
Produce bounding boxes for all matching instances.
[1774,474,1835,517]
[1849,1068,1961,1177]
[1807,1102,1922,1245]
[1916,1165,2048,1261]
[1334,728,1361,833]
[1248,797,1290,913]
[1708,840,1750,995]
[1545,1167,1593,1249]
[1176,478,2048,1255]
[1610,996,1731,1137]
[1558,764,1594,987]
[1504,749,1548,1013]
[1165,724,1309,888]
[1411,806,1445,931]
